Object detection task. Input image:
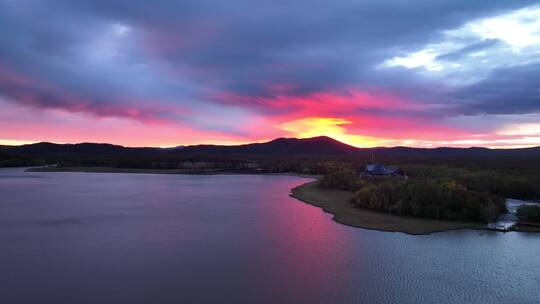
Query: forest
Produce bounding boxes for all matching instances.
[517,205,540,223]
[320,163,540,223]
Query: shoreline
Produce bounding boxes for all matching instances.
[24,166,539,235]
[25,166,320,179]
[290,181,485,235]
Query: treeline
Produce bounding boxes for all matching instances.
[401,165,540,200]
[0,149,356,176]
[353,177,505,222]
[517,205,540,223]
[0,151,47,167]
[322,164,540,200]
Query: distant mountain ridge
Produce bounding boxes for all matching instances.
[180,136,358,155]
[1,136,540,157]
[1,142,157,155]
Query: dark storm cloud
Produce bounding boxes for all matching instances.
[451,63,540,115]
[0,0,538,122]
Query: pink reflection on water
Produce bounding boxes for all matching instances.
[252,177,355,301]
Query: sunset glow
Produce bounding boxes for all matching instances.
[280,117,379,147]
[1,1,539,148]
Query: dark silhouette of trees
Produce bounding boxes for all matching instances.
[517,205,540,222]
[349,177,505,222]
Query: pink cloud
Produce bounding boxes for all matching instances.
[0,64,186,125]
[2,64,539,148]
[0,99,247,147]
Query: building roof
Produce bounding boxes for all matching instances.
[365,163,395,175]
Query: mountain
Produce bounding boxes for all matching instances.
[1,136,540,158]
[1,142,159,156]
[179,136,358,155]
[178,136,540,157]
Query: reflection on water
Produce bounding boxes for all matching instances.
[0,167,539,304]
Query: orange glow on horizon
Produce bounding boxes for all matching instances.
[279,117,380,147]
[0,139,37,146]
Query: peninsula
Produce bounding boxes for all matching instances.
[290,180,483,235]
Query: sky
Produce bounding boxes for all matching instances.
[1,0,540,148]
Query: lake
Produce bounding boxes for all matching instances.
[1,168,539,304]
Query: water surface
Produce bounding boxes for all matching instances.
[1,168,539,304]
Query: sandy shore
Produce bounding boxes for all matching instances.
[290,180,485,235]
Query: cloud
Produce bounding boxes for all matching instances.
[0,0,539,147]
[381,4,540,86]
[0,65,176,124]
[450,62,540,115]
